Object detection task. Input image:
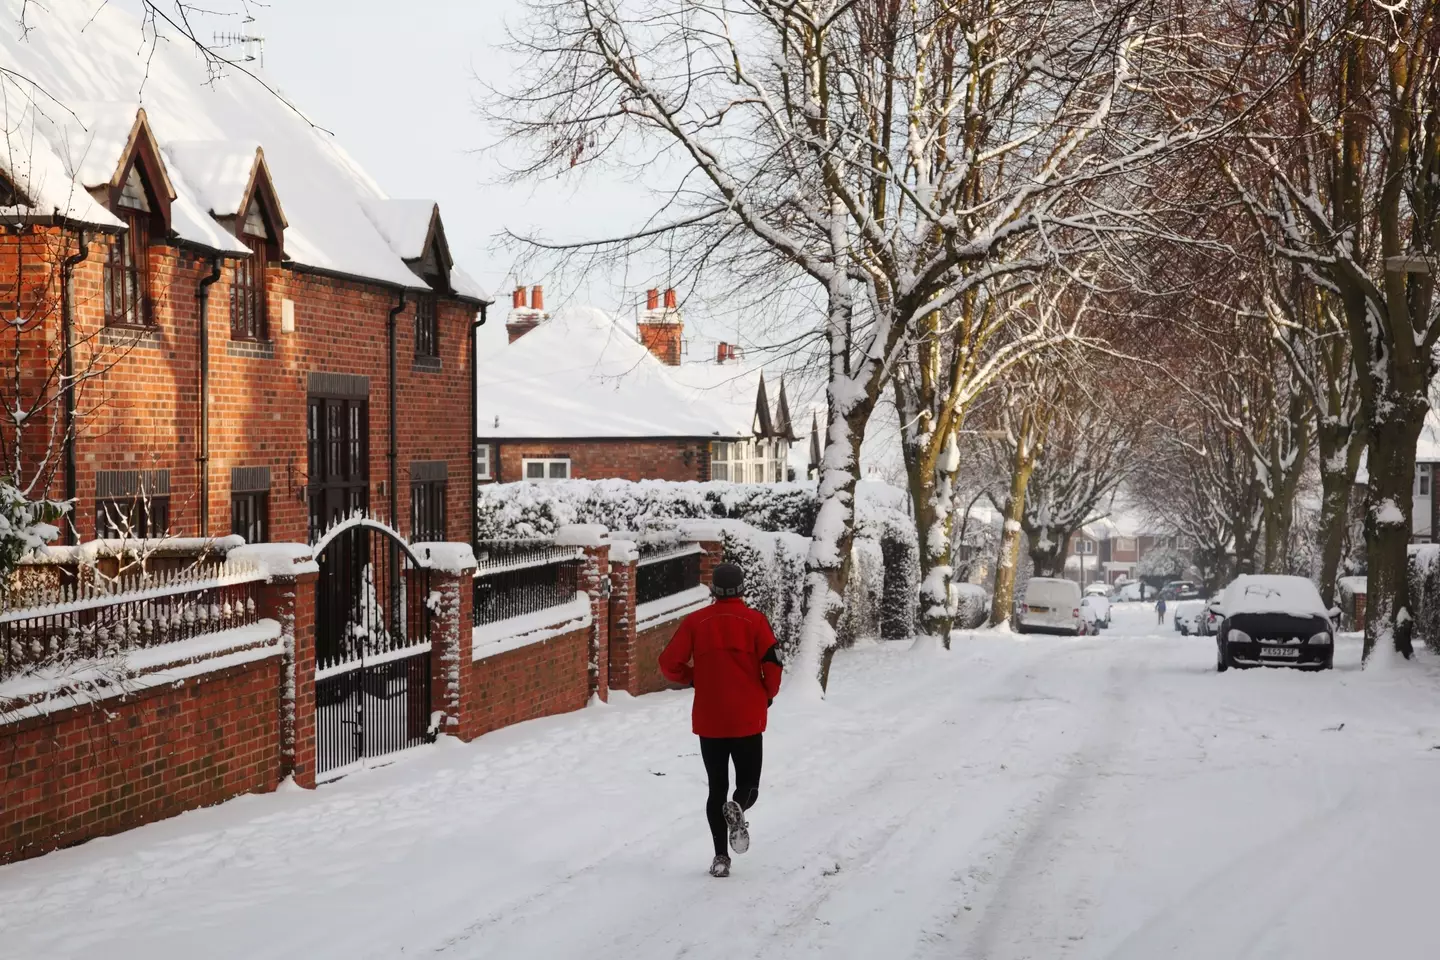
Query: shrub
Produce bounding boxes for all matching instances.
[1408,545,1440,653]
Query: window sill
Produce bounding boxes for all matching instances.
[413,355,442,373]
[226,340,276,360]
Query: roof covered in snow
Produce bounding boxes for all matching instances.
[671,356,797,442]
[476,307,739,440]
[0,1,488,303]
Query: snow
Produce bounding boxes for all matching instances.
[5,607,1440,958]
[0,1,487,299]
[634,585,712,632]
[227,543,319,578]
[471,593,592,661]
[412,542,476,575]
[1375,498,1406,526]
[1220,574,1332,619]
[552,524,610,548]
[25,536,246,565]
[476,307,737,440]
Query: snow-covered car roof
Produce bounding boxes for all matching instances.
[1220,575,1329,619]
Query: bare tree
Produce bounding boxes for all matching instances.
[1213,0,1440,660]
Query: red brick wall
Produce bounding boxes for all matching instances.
[0,653,284,865]
[630,619,689,695]
[4,225,478,546]
[459,626,592,740]
[490,439,711,483]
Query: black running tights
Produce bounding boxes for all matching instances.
[699,734,763,857]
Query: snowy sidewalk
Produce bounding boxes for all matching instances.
[5,606,1440,959]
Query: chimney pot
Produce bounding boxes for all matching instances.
[512,286,526,309]
[646,288,660,311]
[530,285,544,311]
[664,287,677,309]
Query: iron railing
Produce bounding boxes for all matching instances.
[635,545,703,606]
[314,524,431,672]
[1,561,264,682]
[472,540,584,626]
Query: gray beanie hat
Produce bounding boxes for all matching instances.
[711,562,745,598]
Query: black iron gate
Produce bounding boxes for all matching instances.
[313,519,434,776]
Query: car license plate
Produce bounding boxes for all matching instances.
[1261,646,1300,658]
[1028,605,1049,613]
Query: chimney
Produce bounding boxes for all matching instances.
[506,282,547,343]
[637,286,683,366]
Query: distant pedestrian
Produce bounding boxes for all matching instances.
[1156,595,1167,625]
[659,562,783,878]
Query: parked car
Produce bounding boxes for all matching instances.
[1114,580,1156,602]
[1171,599,1205,635]
[1081,593,1111,629]
[1017,577,1085,636]
[1161,580,1203,601]
[1084,582,1112,598]
[1215,575,1338,672]
[1200,597,1222,636]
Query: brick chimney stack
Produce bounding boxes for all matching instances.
[637,286,683,366]
[506,283,548,343]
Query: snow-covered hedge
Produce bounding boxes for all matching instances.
[477,478,923,646]
[476,480,818,540]
[952,583,990,630]
[1407,546,1440,653]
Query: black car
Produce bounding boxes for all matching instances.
[1214,576,1336,672]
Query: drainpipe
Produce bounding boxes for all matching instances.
[469,301,487,548]
[388,290,405,530]
[196,256,222,537]
[59,229,90,545]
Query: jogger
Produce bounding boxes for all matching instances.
[659,562,783,877]
[700,734,763,858]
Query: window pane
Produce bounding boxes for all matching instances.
[548,461,569,479]
[476,445,491,479]
[525,462,545,479]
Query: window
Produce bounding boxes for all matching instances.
[711,442,731,481]
[97,496,170,538]
[476,444,493,481]
[1116,537,1136,552]
[1077,540,1095,555]
[411,480,447,541]
[1419,464,1432,497]
[104,211,151,326]
[231,492,269,543]
[523,458,570,481]
[415,294,438,359]
[231,234,268,340]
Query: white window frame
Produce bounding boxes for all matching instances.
[711,441,731,482]
[1419,463,1432,497]
[1116,537,1136,552]
[476,443,493,480]
[522,457,571,481]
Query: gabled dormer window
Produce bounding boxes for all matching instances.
[104,202,152,327]
[100,111,174,329]
[232,206,269,341]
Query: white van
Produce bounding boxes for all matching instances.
[1018,577,1084,635]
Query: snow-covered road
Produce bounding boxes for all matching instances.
[6,605,1440,959]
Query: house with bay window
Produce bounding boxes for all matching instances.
[475,287,800,484]
[0,5,489,548]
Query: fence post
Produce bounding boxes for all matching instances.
[607,539,639,695]
[236,545,319,789]
[415,543,476,741]
[554,525,612,704]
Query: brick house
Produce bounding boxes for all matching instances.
[476,286,799,483]
[0,15,490,547]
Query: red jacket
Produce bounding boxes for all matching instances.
[659,597,783,738]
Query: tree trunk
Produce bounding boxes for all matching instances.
[1363,399,1427,662]
[1315,425,1363,607]
[907,458,958,649]
[989,449,1035,627]
[1026,528,1071,578]
[794,399,872,694]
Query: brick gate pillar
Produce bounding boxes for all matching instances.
[555,525,613,704]
[607,540,639,695]
[415,543,476,741]
[234,544,319,789]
